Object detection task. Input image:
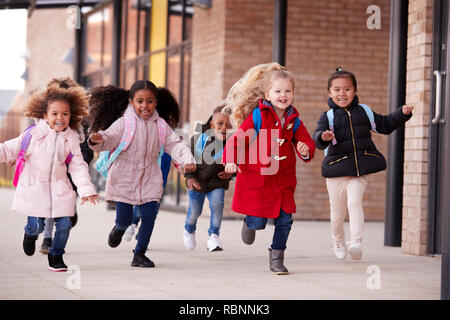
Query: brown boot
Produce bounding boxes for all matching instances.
[241,219,255,245]
[269,248,289,275]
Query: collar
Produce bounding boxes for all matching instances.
[258,99,299,123]
[125,104,160,122]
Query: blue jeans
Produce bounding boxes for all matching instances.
[24,216,71,255]
[185,188,225,236]
[245,209,293,250]
[116,201,158,253]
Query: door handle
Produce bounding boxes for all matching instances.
[432,70,446,125]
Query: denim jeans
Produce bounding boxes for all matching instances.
[116,201,158,253]
[184,188,225,236]
[24,216,72,255]
[245,209,293,250]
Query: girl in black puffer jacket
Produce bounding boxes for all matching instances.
[183,104,233,252]
[313,68,413,261]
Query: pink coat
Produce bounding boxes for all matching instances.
[0,119,97,218]
[88,105,194,205]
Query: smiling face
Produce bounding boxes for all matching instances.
[209,112,232,141]
[43,100,71,132]
[328,77,357,108]
[130,89,157,120]
[264,77,294,112]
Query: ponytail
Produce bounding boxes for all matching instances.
[156,87,180,129]
[89,85,129,133]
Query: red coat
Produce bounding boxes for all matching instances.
[223,99,315,219]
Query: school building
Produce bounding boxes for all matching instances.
[0,0,448,299]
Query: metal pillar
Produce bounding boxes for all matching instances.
[111,0,122,86]
[272,0,287,66]
[384,0,409,247]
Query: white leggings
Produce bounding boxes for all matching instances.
[326,175,369,243]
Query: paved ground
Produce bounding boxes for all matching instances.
[0,187,441,300]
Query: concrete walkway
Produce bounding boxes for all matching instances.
[0,187,441,300]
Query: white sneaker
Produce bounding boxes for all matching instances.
[206,234,223,252]
[348,240,363,260]
[123,224,136,241]
[332,240,347,260]
[183,229,196,250]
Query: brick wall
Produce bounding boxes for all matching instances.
[191,0,391,221]
[25,9,74,96]
[402,0,434,255]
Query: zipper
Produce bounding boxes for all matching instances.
[345,108,360,176]
[328,155,348,166]
[364,151,380,158]
[49,132,58,217]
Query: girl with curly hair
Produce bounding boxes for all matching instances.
[0,78,99,272]
[222,62,316,275]
[88,80,195,268]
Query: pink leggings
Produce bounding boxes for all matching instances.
[326,175,369,243]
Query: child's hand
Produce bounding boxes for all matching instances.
[80,194,100,205]
[218,171,233,180]
[7,160,15,167]
[321,130,335,142]
[402,105,414,115]
[297,142,310,157]
[89,133,104,144]
[183,163,197,174]
[187,178,201,191]
[224,163,240,174]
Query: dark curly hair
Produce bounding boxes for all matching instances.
[89,80,180,133]
[24,78,89,130]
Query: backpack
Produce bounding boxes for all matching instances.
[324,103,377,156]
[13,124,73,187]
[194,133,223,161]
[252,107,301,138]
[95,115,167,179]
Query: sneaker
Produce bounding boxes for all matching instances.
[23,233,38,256]
[131,251,155,268]
[207,234,223,252]
[348,240,363,260]
[48,253,68,272]
[39,237,52,254]
[124,224,137,241]
[332,240,347,260]
[108,226,125,248]
[183,229,196,250]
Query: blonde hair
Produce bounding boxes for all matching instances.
[224,62,295,128]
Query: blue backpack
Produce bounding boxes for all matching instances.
[252,107,301,137]
[324,103,377,156]
[194,133,223,161]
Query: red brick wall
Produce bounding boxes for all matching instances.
[191,0,391,221]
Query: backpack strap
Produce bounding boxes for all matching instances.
[252,107,262,136]
[292,117,301,134]
[359,103,377,132]
[95,113,137,178]
[13,124,36,187]
[156,118,167,167]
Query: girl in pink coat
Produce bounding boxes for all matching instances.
[0,80,99,272]
[88,80,196,268]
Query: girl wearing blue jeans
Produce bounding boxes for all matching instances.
[183,105,233,252]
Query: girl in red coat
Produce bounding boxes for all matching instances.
[223,62,315,275]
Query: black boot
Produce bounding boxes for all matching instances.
[108,226,125,248]
[48,253,68,272]
[23,233,38,256]
[70,211,78,228]
[39,237,52,254]
[269,248,289,275]
[131,251,155,268]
